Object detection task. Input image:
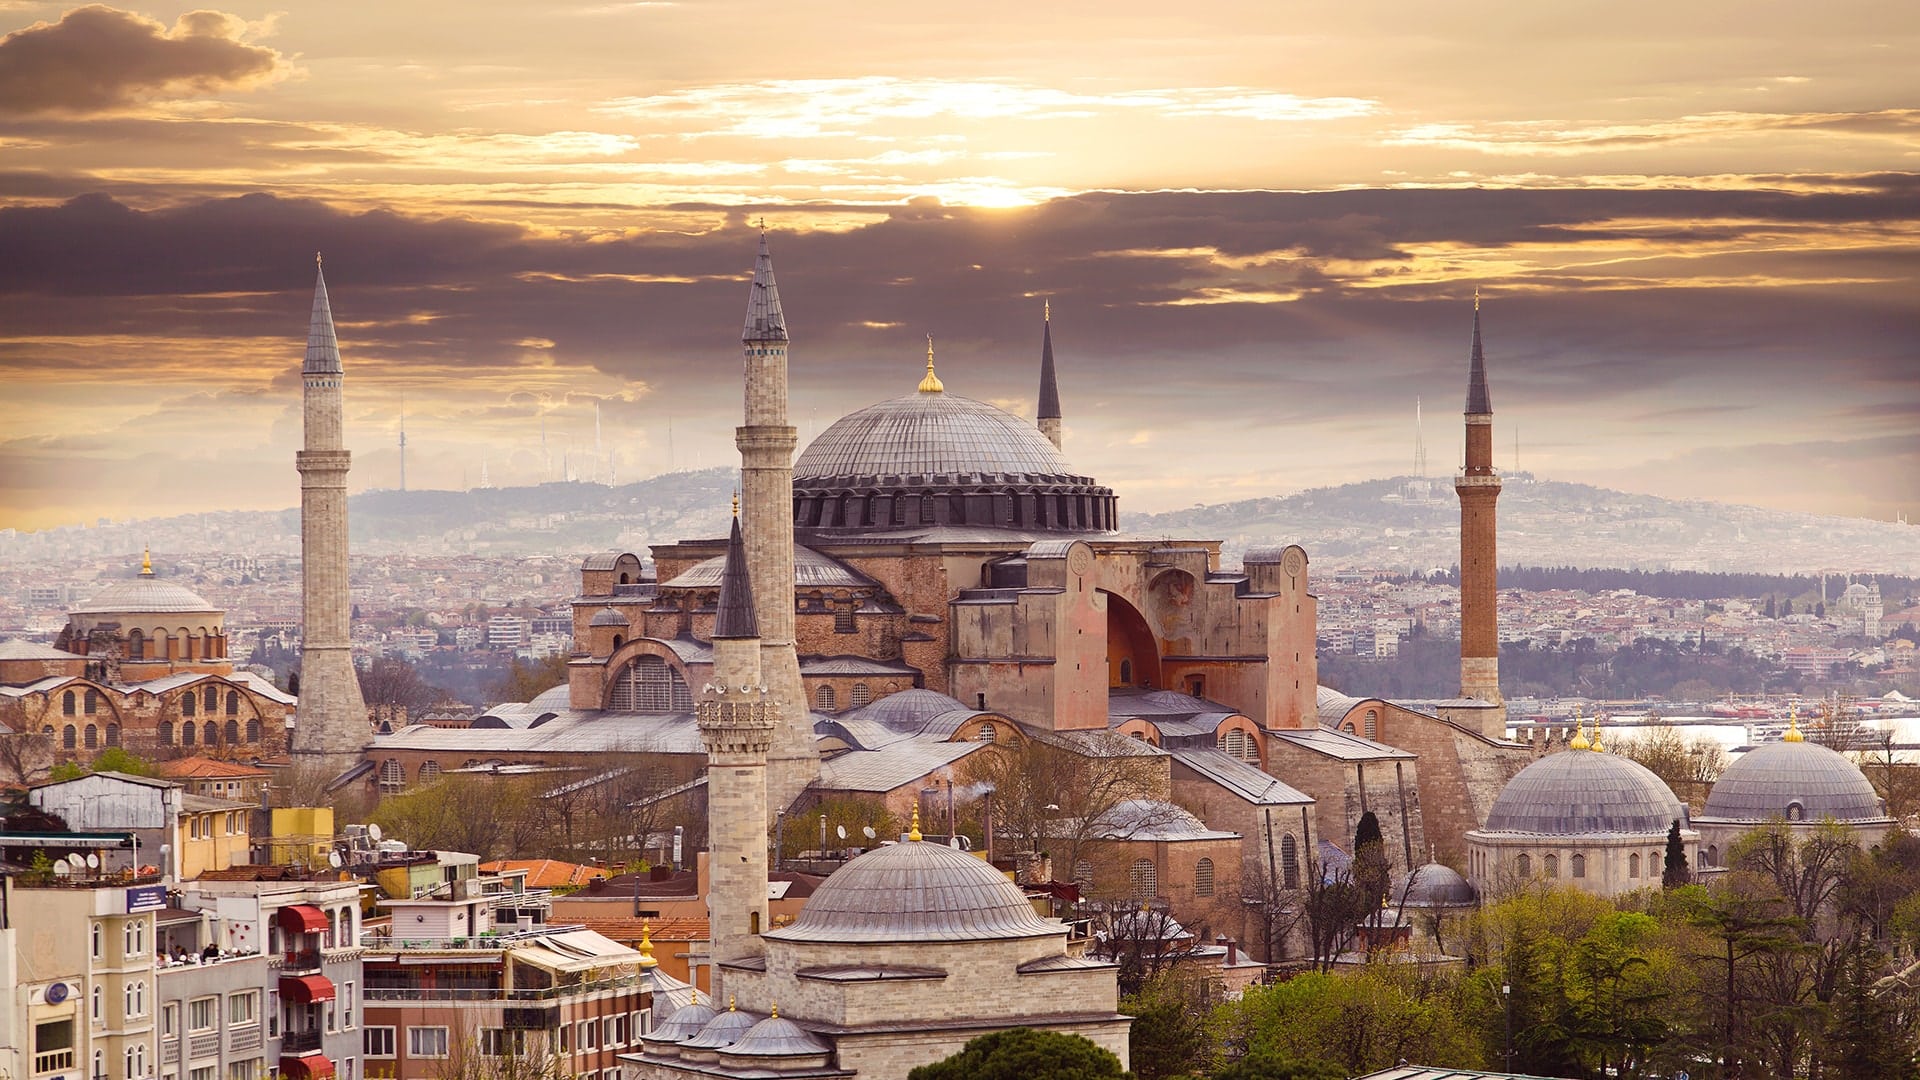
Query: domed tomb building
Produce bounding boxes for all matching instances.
[1692,718,1894,871]
[1466,726,1696,898]
[627,822,1130,1079]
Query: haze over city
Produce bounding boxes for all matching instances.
[0,1,1915,532]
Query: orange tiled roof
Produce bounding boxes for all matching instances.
[477,858,611,889]
[156,756,272,779]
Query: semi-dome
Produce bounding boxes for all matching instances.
[589,606,627,627]
[791,382,1116,534]
[1482,750,1685,836]
[73,576,219,615]
[1394,863,1477,907]
[1702,738,1888,823]
[764,839,1062,944]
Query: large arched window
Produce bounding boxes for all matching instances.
[84,724,98,749]
[202,721,217,746]
[246,718,261,742]
[419,761,442,783]
[1571,854,1586,879]
[975,722,997,744]
[225,720,239,744]
[1516,854,1531,877]
[1364,709,1379,740]
[204,687,218,712]
[181,721,195,745]
[226,691,239,715]
[607,655,692,713]
[1194,858,1215,897]
[63,724,78,749]
[182,692,196,717]
[379,759,405,792]
[815,685,837,712]
[1545,854,1559,878]
[1629,853,1641,878]
[1281,834,1300,889]
[159,721,174,745]
[1129,859,1158,899]
[85,689,99,715]
[63,690,76,715]
[850,682,872,709]
[106,723,120,747]
[1706,844,1719,868]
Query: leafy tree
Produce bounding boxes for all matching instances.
[488,653,569,704]
[1218,966,1480,1075]
[1120,969,1218,1080]
[776,796,899,862]
[371,773,544,859]
[51,747,158,781]
[1662,820,1690,888]
[1210,1050,1343,1080]
[359,656,447,717]
[906,1028,1132,1080]
[1823,936,1920,1079]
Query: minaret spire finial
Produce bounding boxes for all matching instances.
[918,334,944,393]
[1036,301,1063,447]
[908,805,923,841]
[316,251,323,268]
[141,546,152,576]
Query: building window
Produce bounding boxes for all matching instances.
[1194,858,1215,896]
[1628,853,1641,878]
[850,682,871,708]
[341,982,353,1029]
[607,655,692,713]
[92,921,103,959]
[94,1049,106,1080]
[225,720,239,744]
[246,718,261,742]
[379,759,405,792]
[86,689,99,714]
[34,1018,76,1073]
[126,980,147,1019]
[160,721,174,744]
[480,1030,525,1057]
[162,1003,178,1039]
[1119,659,1132,684]
[92,984,103,1024]
[64,725,77,749]
[1516,854,1531,877]
[815,685,836,712]
[64,690,76,715]
[190,1066,215,1080]
[612,1014,630,1046]
[126,1044,148,1078]
[1571,854,1587,879]
[203,721,216,745]
[226,1062,257,1080]
[204,687,218,712]
[181,722,195,746]
[578,1019,599,1050]
[1545,855,1559,878]
[976,722,997,744]
[1364,709,1379,740]
[1129,858,1158,899]
[183,693,196,717]
[365,1028,395,1058]
[1281,834,1300,889]
[188,997,217,1033]
[227,993,256,1026]
[834,606,856,633]
[226,691,239,715]
[407,1027,449,1059]
[106,723,121,747]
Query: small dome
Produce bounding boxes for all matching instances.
[796,391,1073,481]
[682,1008,760,1050]
[764,839,1061,944]
[647,1002,716,1045]
[527,684,571,710]
[1394,863,1477,907]
[73,576,219,615]
[589,607,627,627]
[1482,750,1684,836]
[1703,739,1888,823]
[848,688,973,729]
[725,1016,830,1058]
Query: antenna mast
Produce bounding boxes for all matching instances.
[1414,396,1427,479]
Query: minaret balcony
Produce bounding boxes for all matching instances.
[1454,472,1503,489]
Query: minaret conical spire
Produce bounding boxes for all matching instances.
[1466,288,1491,415]
[742,227,788,343]
[713,502,760,641]
[305,254,342,375]
[1037,300,1063,450]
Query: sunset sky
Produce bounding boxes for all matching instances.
[1,1,1915,532]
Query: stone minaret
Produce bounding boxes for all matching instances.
[737,231,819,809]
[292,255,370,774]
[697,511,775,1000]
[1037,299,1062,451]
[1454,292,1504,726]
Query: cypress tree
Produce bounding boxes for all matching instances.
[1662,819,1690,887]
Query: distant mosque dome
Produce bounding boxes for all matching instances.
[1482,750,1686,836]
[1702,739,1888,824]
[1393,863,1477,908]
[763,838,1062,944]
[792,371,1116,533]
[73,575,219,615]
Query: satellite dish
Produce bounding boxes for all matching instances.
[368,823,383,843]
[836,825,847,840]
[862,826,877,840]
[948,837,962,849]
[328,852,343,869]
[86,854,100,869]
[53,862,71,877]
[67,853,85,868]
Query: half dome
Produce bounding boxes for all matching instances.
[764,839,1061,944]
[1702,739,1888,823]
[1482,750,1685,836]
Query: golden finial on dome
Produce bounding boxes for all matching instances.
[1569,708,1591,751]
[638,921,657,968]
[917,334,944,393]
[770,1002,779,1019]
[731,491,739,518]
[728,994,737,1012]
[1784,705,1804,743]
[1590,719,1607,754]
[141,547,153,576]
[1044,297,1051,322]
[908,805,923,842]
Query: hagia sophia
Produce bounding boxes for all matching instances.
[0,233,1898,1078]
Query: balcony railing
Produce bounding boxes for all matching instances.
[363,973,643,1003]
[360,923,579,951]
[34,1049,76,1074]
[283,949,323,973]
[281,1030,324,1055]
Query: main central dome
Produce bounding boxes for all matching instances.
[791,382,1117,534]
[795,391,1073,480]
[763,839,1063,944]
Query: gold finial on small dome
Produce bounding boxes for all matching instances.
[771,1002,779,1019]
[638,921,657,968]
[141,547,153,576]
[908,805,923,842]
[1784,705,1804,743]
[918,334,944,393]
[1569,708,1591,751]
[1590,720,1607,754]
[728,994,737,1012]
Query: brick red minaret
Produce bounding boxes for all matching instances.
[1455,292,1504,729]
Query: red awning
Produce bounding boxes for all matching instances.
[277,905,328,935]
[280,975,336,1004]
[281,1056,334,1080]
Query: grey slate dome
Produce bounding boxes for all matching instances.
[648,1002,716,1044]
[1702,739,1888,823]
[725,1015,830,1058]
[792,387,1117,533]
[73,576,219,615]
[1482,750,1685,836]
[589,607,626,627]
[682,1007,760,1050]
[764,839,1061,944]
[1394,863,1477,907]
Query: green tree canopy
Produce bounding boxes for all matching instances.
[906,1028,1132,1080]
